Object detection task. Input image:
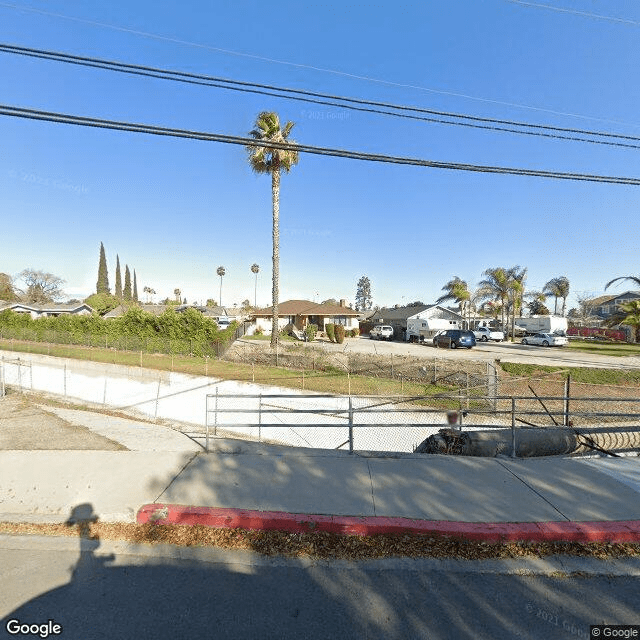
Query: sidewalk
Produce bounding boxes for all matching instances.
[1,402,640,542]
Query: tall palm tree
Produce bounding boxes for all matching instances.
[508,266,527,340]
[247,112,299,348]
[436,277,471,328]
[216,266,226,307]
[478,267,511,330]
[251,263,260,308]
[543,276,570,315]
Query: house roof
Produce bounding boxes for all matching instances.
[252,299,359,317]
[590,291,640,307]
[372,304,462,321]
[104,304,242,318]
[0,302,94,314]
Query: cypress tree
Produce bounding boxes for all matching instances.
[96,242,110,294]
[115,255,122,299]
[133,270,139,302]
[124,265,132,301]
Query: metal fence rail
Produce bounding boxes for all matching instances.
[204,392,640,456]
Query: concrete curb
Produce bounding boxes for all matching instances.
[137,504,640,543]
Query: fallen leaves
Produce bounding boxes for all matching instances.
[1,521,639,561]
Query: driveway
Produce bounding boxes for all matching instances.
[312,337,640,370]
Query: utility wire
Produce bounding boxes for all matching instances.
[506,0,640,26]
[0,2,634,128]
[2,44,639,150]
[1,104,639,185]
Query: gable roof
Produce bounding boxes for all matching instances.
[252,299,359,317]
[103,303,242,319]
[0,302,94,314]
[372,304,463,321]
[590,291,640,307]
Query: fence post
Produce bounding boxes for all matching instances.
[18,359,22,393]
[348,395,354,454]
[0,356,4,397]
[466,372,469,410]
[258,393,262,442]
[214,387,219,437]
[205,394,209,452]
[563,374,571,426]
[63,363,67,398]
[154,377,161,421]
[511,397,516,458]
[103,378,108,407]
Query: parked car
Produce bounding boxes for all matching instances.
[370,325,394,340]
[521,332,568,347]
[472,326,505,342]
[433,329,476,349]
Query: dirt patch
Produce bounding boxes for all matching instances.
[0,392,127,451]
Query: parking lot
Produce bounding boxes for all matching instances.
[316,336,640,370]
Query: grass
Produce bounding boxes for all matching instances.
[499,361,640,385]
[566,340,640,357]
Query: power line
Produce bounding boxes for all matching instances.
[2,43,640,150]
[1,104,638,185]
[506,1,640,26]
[0,1,635,129]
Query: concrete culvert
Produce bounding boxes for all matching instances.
[415,426,640,458]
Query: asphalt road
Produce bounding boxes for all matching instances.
[1,535,639,640]
[314,336,640,369]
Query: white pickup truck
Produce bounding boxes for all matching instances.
[472,326,504,342]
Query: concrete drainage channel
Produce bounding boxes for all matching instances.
[2,351,639,459]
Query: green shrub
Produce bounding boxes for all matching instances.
[335,324,345,344]
[326,323,336,343]
[352,327,360,337]
[304,323,318,342]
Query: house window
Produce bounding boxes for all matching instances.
[334,316,347,325]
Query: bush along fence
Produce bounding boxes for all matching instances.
[0,325,242,358]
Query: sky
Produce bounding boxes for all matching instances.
[1,0,639,311]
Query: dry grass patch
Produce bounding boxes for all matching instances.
[1,521,639,561]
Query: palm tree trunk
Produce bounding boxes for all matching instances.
[270,166,280,349]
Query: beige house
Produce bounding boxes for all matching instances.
[252,299,360,335]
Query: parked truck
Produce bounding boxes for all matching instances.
[406,317,460,343]
[514,315,568,336]
[472,326,504,342]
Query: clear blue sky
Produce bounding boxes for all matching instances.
[1,0,639,310]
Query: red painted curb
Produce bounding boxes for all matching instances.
[137,504,640,543]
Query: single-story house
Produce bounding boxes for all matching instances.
[0,302,94,319]
[251,299,360,335]
[368,304,464,340]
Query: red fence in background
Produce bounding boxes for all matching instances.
[567,326,627,341]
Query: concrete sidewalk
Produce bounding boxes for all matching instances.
[2,414,640,541]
